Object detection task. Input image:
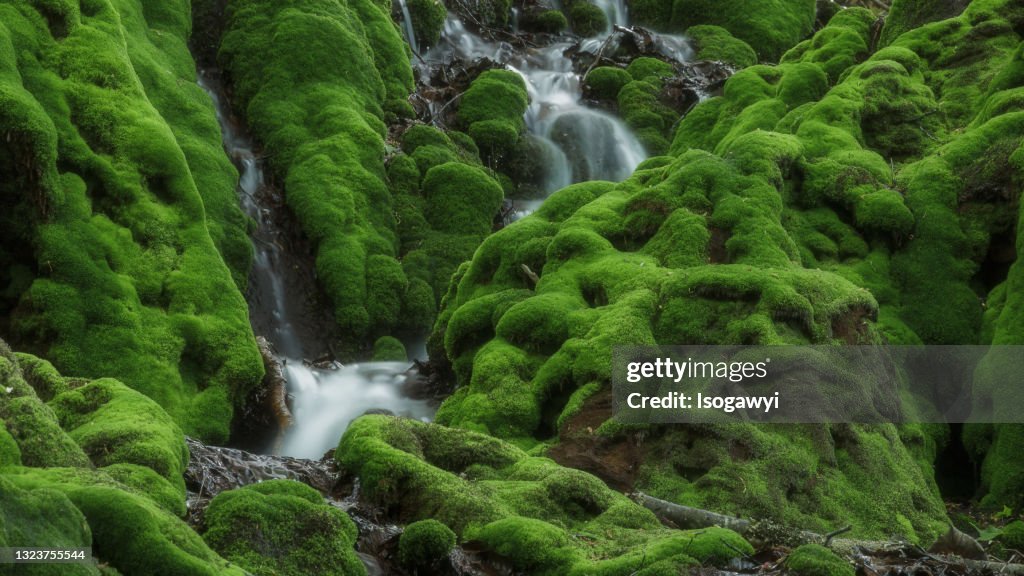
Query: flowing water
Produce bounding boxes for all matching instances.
[198,71,433,462]
[419,3,696,216]
[196,0,693,462]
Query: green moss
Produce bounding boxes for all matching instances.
[785,544,854,576]
[372,336,407,361]
[398,519,456,568]
[406,0,446,50]
[423,162,504,237]
[686,25,758,68]
[584,66,632,101]
[532,10,569,33]
[48,378,188,502]
[5,466,244,575]
[475,518,580,574]
[626,58,675,84]
[1,0,263,443]
[203,480,365,576]
[0,347,90,468]
[569,3,607,37]
[337,415,750,574]
[670,0,817,61]
[0,476,98,576]
[458,69,529,160]
[880,0,969,47]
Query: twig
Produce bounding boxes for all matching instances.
[825,525,853,547]
[582,29,623,83]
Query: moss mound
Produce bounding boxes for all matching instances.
[670,0,816,61]
[686,25,758,68]
[407,0,446,50]
[458,69,529,160]
[429,0,1024,537]
[584,67,633,101]
[0,0,263,444]
[203,480,365,576]
[785,544,854,576]
[2,341,241,574]
[337,415,753,574]
[398,519,456,568]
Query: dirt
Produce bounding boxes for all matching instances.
[546,386,644,492]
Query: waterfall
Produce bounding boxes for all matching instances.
[198,70,434,460]
[397,0,418,52]
[593,0,628,29]
[423,17,660,202]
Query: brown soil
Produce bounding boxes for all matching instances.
[546,386,643,492]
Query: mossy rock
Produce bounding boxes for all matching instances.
[407,0,447,50]
[785,544,854,576]
[203,480,365,576]
[336,415,752,574]
[372,336,408,361]
[686,25,758,68]
[0,0,264,444]
[398,519,456,568]
[530,10,569,34]
[0,476,99,576]
[584,67,632,101]
[569,3,608,37]
[669,0,817,61]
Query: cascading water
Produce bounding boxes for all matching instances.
[397,0,418,53]
[198,71,434,461]
[419,3,694,211]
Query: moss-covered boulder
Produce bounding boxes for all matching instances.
[407,0,446,50]
[686,25,758,69]
[398,519,456,569]
[670,0,816,61]
[569,2,608,37]
[0,476,99,576]
[785,544,854,576]
[458,69,529,160]
[0,0,263,444]
[429,0,1024,539]
[337,415,753,575]
[584,67,633,101]
[203,480,365,576]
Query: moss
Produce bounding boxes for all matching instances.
[686,25,758,69]
[626,58,676,84]
[203,480,364,576]
[569,3,608,37]
[372,336,408,362]
[533,10,569,33]
[475,518,580,574]
[1,0,263,444]
[785,544,854,576]
[0,476,98,576]
[0,348,90,468]
[406,0,446,50]
[880,0,970,47]
[584,66,632,101]
[458,69,529,160]
[398,519,456,568]
[48,378,188,499]
[338,416,749,574]
[5,466,244,575]
[423,162,504,237]
[670,0,817,61]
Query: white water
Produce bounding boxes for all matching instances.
[397,0,418,52]
[420,6,695,210]
[198,71,433,461]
